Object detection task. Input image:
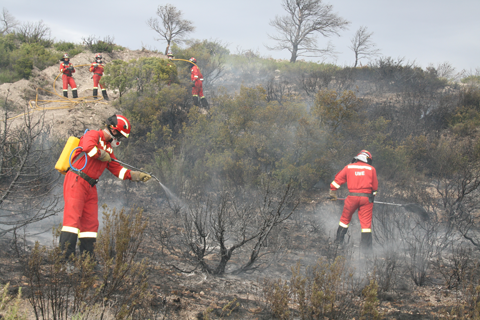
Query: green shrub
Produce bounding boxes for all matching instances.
[0,283,27,320]
[0,35,61,83]
[461,75,480,85]
[54,41,83,57]
[361,279,381,320]
[82,35,121,54]
[54,41,75,51]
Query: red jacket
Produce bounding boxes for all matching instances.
[190,65,203,82]
[330,161,378,194]
[60,62,75,76]
[89,62,105,75]
[71,130,132,180]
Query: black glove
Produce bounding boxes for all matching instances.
[93,63,98,68]
[191,81,196,88]
[67,66,74,71]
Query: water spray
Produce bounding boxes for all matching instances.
[111,159,181,208]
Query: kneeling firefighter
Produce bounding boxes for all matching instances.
[59,114,152,260]
[329,150,378,254]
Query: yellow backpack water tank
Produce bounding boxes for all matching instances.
[55,136,80,175]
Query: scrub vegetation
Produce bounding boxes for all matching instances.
[1,7,480,319]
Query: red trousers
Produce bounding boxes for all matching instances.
[339,196,373,232]
[92,74,104,90]
[62,74,77,90]
[192,80,204,98]
[62,171,99,238]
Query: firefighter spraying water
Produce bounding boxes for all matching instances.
[58,115,151,263]
[188,57,209,108]
[329,150,378,255]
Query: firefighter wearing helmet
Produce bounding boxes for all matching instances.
[188,57,209,108]
[89,53,109,100]
[59,115,151,261]
[59,53,78,98]
[329,150,378,254]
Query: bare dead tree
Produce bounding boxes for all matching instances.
[431,138,480,248]
[147,4,195,55]
[0,8,19,35]
[17,20,52,45]
[155,181,299,275]
[396,212,444,286]
[0,94,62,239]
[266,0,349,62]
[349,26,380,67]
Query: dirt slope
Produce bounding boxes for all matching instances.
[0,49,166,137]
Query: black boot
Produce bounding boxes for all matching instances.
[79,237,96,258]
[93,88,98,99]
[59,231,78,261]
[334,226,348,245]
[102,90,109,101]
[193,96,199,106]
[360,232,373,256]
[72,89,78,99]
[63,91,68,98]
[200,97,209,108]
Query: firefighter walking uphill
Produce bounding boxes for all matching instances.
[329,150,378,254]
[59,115,151,261]
[89,53,109,100]
[60,53,78,98]
[188,57,209,108]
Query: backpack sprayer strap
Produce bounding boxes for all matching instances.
[70,169,98,187]
[69,150,98,187]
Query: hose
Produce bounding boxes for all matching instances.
[111,159,162,185]
[68,146,87,171]
[8,59,195,121]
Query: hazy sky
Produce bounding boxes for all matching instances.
[5,0,479,72]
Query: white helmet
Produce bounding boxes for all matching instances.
[353,150,373,165]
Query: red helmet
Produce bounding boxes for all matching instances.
[353,150,372,164]
[95,53,102,61]
[106,114,131,139]
[189,57,196,63]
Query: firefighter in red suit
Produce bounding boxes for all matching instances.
[60,53,78,98]
[89,53,109,100]
[59,114,151,260]
[329,150,378,253]
[188,57,209,108]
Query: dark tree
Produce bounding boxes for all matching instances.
[16,20,52,45]
[349,26,380,67]
[147,4,195,55]
[0,8,18,35]
[267,0,349,62]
